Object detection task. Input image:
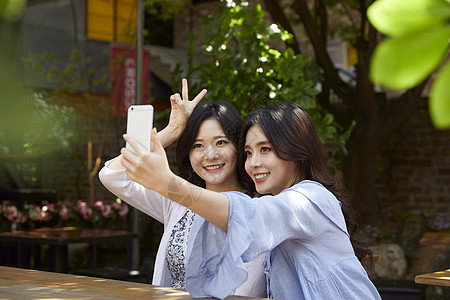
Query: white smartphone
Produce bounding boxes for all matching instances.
[126,105,154,154]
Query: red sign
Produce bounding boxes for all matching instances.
[110,44,150,116]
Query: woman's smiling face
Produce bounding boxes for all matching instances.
[189,119,239,192]
[244,125,299,195]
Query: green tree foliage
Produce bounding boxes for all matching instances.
[368,0,450,129]
[177,3,350,146]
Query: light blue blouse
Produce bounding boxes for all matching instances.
[185,180,381,300]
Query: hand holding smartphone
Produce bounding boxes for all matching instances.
[126,105,154,155]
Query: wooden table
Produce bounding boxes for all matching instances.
[0,266,263,299]
[415,269,450,287]
[0,227,139,273]
[419,232,450,248]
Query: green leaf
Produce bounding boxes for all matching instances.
[322,113,334,126]
[429,62,450,129]
[370,25,450,89]
[0,0,27,21]
[367,0,450,37]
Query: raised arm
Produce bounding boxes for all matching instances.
[121,130,230,231]
[158,78,207,147]
[108,79,206,170]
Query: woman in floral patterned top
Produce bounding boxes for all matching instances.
[99,79,266,297]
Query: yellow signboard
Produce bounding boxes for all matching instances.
[86,0,136,44]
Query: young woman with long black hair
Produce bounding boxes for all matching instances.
[121,101,381,300]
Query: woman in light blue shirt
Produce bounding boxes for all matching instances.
[121,101,381,300]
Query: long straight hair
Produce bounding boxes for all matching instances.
[176,101,255,195]
[242,101,372,262]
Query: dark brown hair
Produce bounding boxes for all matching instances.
[176,101,255,195]
[242,101,372,264]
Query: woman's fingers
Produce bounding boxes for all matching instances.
[120,151,134,170]
[120,147,137,167]
[123,134,146,156]
[192,89,207,106]
[173,93,182,106]
[170,94,177,107]
[179,78,207,106]
[120,148,139,179]
[121,136,147,179]
[151,128,165,155]
[182,78,188,101]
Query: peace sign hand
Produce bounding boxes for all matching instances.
[166,78,207,138]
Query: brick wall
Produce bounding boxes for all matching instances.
[376,98,450,213]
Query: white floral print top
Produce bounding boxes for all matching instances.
[166,210,195,288]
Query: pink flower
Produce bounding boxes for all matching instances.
[18,211,27,223]
[76,200,88,210]
[94,200,104,208]
[27,205,40,221]
[76,200,93,220]
[112,200,129,218]
[26,204,49,222]
[117,204,129,218]
[94,200,112,218]
[80,206,93,220]
[45,203,55,212]
[100,204,112,218]
[59,205,70,220]
[6,206,27,224]
[5,205,18,221]
[111,202,122,210]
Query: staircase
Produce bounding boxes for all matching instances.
[146,45,193,86]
